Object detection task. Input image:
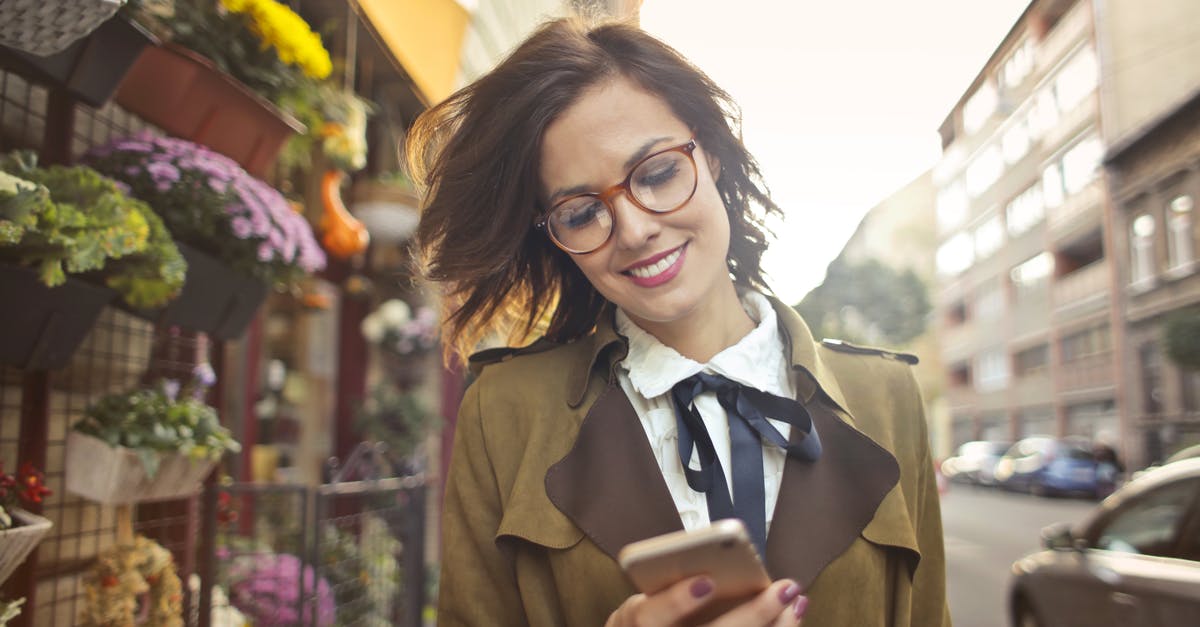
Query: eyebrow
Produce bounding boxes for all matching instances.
[547,136,675,205]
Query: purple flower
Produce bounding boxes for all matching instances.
[146,161,180,184]
[162,379,181,402]
[257,241,274,262]
[230,217,253,239]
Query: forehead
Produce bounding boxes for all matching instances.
[539,76,689,194]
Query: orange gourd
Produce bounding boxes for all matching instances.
[320,169,369,259]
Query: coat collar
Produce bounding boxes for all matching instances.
[547,295,903,587]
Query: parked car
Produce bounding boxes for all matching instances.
[1008,457,1200,627]
[993,436,1110,499]
[942,440,1011,485]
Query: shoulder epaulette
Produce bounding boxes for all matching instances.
[468,337,559,372]
[820,338,919,365]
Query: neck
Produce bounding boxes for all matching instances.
[629,281,756,363]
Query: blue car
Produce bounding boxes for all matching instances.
[993,436,1111,499]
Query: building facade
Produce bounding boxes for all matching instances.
[933,0,1119,451]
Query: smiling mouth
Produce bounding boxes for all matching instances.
[623,244,685,280]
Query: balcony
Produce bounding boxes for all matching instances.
[1034,0,1091,75]
[1048,179,1104,233]
[1058,352,1116,394]
[1053,261,1110,317]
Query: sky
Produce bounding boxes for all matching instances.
[640,0,1032,304]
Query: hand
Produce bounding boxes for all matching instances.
[605,576,809,627]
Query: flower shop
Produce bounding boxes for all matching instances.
[0,1,462,625]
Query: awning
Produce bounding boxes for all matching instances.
[353,0,469,105]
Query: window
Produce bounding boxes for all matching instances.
[1028,89,1061,140]
[1042,163,1065,209]
[1012,252,1055,296]
[937,182,968,231]
[1001,39,1034,89]
[975,281,1005,320]
[964,81,998,135]
[946,299,968,326]
[975,348,1010,392]
[966,143,1003,198]
[1167,194,1195,271]
[1060,325,1110,362]
[1140,342,1164,415]
[1007,183,1045,236]
[1053,46,1099,114]
[938,232,975,276]
[1060,134,1103,196]
[974,214,1005,260]
[1014,344,1049,377]
[1094,479,1200,559]
[1002,116,1031,165]
[1131,213,1157,287]
[949,361,972,388]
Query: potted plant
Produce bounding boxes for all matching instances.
[0,461,53,586]
[225,551,335,626]
[0,152,186,369]
[360,299,439,389]
[66,364,241,504]
[0,598,24,626]
[114,0,334,176]
[355,382,437,464]
[1164,308,1200,371]
[0,9,157,108]
[86,134,326,339]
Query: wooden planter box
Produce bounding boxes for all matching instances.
[65,432,215,505]
[0,508,52,586]
[0,14,155,108]
[0,264,115,370]
[114,43,304,177]
[122,242,268,340]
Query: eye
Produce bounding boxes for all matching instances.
[554,198,607,230]
[636,162,680,188]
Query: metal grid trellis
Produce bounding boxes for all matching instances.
[0,64,229,626]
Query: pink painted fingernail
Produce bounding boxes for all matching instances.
[793,595,809,618]
[690,578,714,598]
[778,582,802,604]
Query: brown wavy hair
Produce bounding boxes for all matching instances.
[406,17,781,363]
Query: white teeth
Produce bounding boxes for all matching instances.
[628,248,682,279]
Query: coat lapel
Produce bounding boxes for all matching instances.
[546,382,684,561]
[542,296,902,583]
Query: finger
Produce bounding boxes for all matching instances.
[631,575,717,626]
[706,579,804,627]
[605,594,646,627]
[770,589,809,627]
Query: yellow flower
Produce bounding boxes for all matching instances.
[220,0,332,79]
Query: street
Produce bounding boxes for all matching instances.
[940,484,1097,627]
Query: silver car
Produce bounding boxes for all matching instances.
[1008,458,1200,627]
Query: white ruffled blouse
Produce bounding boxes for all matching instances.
[615,290,795,532]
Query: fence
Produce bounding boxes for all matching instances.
[198,443,427,627]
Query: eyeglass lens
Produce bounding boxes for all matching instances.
[547,149,696,253]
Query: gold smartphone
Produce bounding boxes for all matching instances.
[618,519,771,618]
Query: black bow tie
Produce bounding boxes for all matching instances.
[671,371,822,557]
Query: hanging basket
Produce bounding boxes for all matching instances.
[0,13,155,108]
[0,263,115,371]
[121,242,268,341]
[0,508,52,586]
[65,431,215,505]
[113,43,305,177]
[0,0,124,57]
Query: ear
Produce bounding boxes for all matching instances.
[705,151,721,181]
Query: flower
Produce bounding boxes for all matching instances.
[0,460,52,530]
[360,299,439,357]
[219,0,332,79]
[84,133,326,289]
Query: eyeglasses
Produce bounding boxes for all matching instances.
[536,139,699,254]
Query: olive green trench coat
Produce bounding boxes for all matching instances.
[438,297,952,626]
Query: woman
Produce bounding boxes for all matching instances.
[408,17,950,627]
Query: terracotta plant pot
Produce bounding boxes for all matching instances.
[0,264,115,370]
[0,508,53,586]
[121,242,268,341]
[0,14,156,108]
[64,431,216,505]
[114,43,304,177]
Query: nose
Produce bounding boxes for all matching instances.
[610,192,661,251]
